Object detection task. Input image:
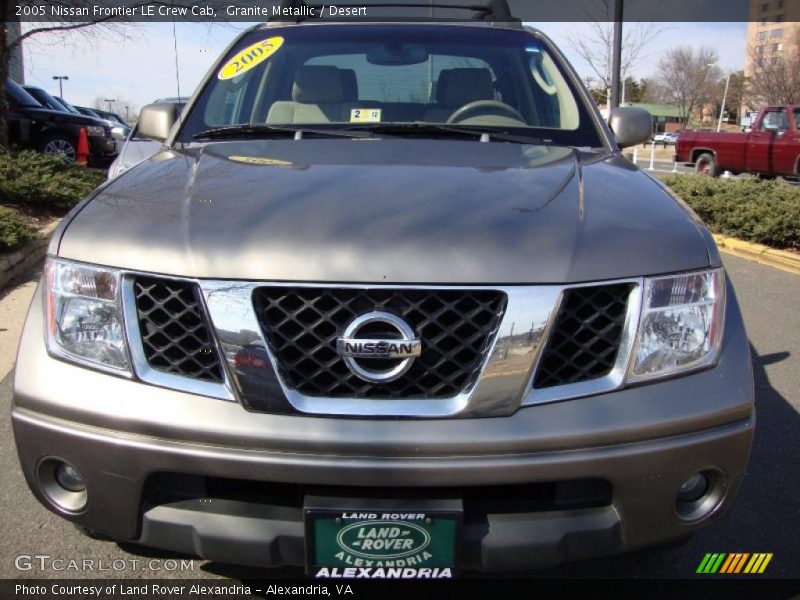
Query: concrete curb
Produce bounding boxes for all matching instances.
[0,220,59,292]
[714,234,800,276]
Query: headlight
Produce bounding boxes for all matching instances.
[44,257,131,374]
[85,125,105,137]
[628,268,725,382]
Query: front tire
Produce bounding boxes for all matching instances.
[41,134,77,163]
[695,152,719,177]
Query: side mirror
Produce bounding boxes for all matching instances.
[609,107,652,148]
[137,102,181,143]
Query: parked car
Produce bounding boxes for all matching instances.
[88,107,131,129]
[71,105,131,151]
[653,132,669,143]
[23,86,82,117]
[12,2,753,576]
[652,131,679,146]
[4,79,117,166]
[107,98,185,180]
[676,106,800,177]
[73,105,103,119]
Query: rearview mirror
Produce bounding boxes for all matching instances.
[137,102,182,143]
[366,43,429,66]
[609,107,652,148]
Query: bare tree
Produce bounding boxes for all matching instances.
[657,46,721,127]
[0,3,147,145]
[565,0,668,106]
[717,70,746,125]
[745,31,800,107]
[92,96,140,121]
[0,0,235,147]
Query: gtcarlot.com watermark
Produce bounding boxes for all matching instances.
[15,554,195,573]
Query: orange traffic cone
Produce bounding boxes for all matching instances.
[75,127,89,167]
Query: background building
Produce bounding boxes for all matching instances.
[744,0,800,109]
[620,102,683,134]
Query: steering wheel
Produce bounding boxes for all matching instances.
[446,100,525,125]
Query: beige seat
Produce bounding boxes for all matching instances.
[423,68,495,123]
[267,65,351,124]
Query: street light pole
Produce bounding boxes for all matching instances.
[717,73,731,133]
[104,98,116,112]
[609,0,624,110]
[52,75,68,98]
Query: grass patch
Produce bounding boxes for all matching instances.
[659,174,800,250]
[0,150,104,253]
[0,150,105,210]
[0,206,37,252]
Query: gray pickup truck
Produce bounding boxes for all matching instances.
[12,1,753,577]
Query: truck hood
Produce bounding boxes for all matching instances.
[58,138,712,284]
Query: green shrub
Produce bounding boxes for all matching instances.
[0,151,105,209]
[659,175,800,250]
[0,206,37,252]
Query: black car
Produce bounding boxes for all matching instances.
[87,107,130,129]
[5,79,117,166]
[73,105,104,119]
[23,85,81,116]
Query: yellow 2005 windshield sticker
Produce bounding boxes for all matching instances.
[218,37,284,80]
[350,108,382,123]
[229,156,292,167]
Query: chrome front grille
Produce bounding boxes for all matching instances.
[533,283,633,389]
[123,276,642,418]
[252,287,507,399]
[132,277,224,383]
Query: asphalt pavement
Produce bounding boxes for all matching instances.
[0,254,797,580]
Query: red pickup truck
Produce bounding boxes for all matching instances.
[676,105,800,179]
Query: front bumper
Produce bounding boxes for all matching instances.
[88,136,117,165]
[12,280,755,571]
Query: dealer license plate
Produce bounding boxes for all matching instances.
[305,505,460,579]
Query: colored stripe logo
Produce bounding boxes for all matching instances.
[697,553,773,574]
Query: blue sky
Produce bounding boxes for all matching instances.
[22,21,747,114]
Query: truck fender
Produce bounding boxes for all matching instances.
[690,147,717,164]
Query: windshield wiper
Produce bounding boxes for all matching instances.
[341,122,545,144]
[193,122,565,145]
[193,124,372,140]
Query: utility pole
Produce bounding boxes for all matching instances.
[52,75,68,98]
[717,73,731,132]
[609,0,624,110]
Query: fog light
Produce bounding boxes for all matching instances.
[675,469,725,522]
[37,458,88,513]
[55,463,85,492]
[677,473,708,502]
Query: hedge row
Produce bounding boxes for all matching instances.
[660,175,800,250]
[0,150,105,209]
[0,206,37,252]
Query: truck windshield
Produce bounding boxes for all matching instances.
[179,24,602,147]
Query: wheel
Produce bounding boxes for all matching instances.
[41,134,77,163]
[694,152,719,177]
[446,100,526,125]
